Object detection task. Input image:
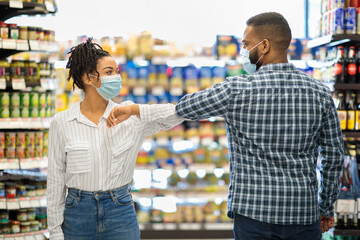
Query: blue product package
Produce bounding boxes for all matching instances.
[199,67,212,78]
[335,0,345,8]
[212,66,227,78]
[127,67,138,79]
[137,66,149,80]
[124,93,135,102]
[156,92,170,104]
[334,7,345,34]
[134,94,147,104]
[157,64,168,74]
[346,7,357,34]
[171,67,183,78]
[184,66,198,80]
[147,93,157,104]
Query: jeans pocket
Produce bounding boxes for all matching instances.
[65,193,79,209]
[113,191,133,206]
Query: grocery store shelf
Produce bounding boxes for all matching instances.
[0,39,59,59]
[308,34,360,48]
[334,83,360,90]
[0,157,48,170]
[334,229,360,236]
[139,223,234,239]
[0,1,57,21]
[0,195,46,210]
[342,131,360,138]
[0,117,52,129]
[0,230,48,240]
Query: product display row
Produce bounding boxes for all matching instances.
[0,91,56,118]
[0,23,55,42]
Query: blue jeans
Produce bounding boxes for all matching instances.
[233,214,322,240]
[62,185,140,240]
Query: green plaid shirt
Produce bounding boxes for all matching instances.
[175,63,344,225]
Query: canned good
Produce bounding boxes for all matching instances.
[0,92,10,108]
[0,147,4,159]
[25,146,35,158]
[334,7,345,34]
[5,147,16,159]
[36,27,43,41]
[0,107,10,118]
[0,60,11,82]
[39,107,46,118]
[37,215,46,229]
[10,220,20,233]
[20,221,30,233]
[10,108,20,118]
[34,146,43,157]
[44,30,51,41]
[20,92,30,107]
[5,183,16,198]
[43,131,48,147]
[11,93,21,106]
[16,209,27,221]
[43,146,48,157]
[25,132,35,147]
[11,60,26,79]
[30,92,39,107]
[16,132,26,147]
[19,26,28,40]
[16,147,25,159]
[27,209,36,221]
[30,107,39,118]
[35,131,43,147]
[9,24,18,40]
[21,107,30,118]
[346,7,357,34]
[5,132,16,148]
[0,22,8,39]
[39,92,46,107]
[0,132,5,148]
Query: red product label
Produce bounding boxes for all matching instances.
[348,63,357,75]
[334,63,343,75]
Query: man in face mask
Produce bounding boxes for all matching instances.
[175,12,343,240]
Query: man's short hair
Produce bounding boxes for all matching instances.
[246,12,292,51]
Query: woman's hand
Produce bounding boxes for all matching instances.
[107,106,133,128]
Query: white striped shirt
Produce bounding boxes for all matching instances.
[47,100,183,240]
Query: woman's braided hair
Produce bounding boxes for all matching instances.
[66,38,110,90]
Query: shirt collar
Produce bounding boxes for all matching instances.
[257,63,297,72]
[67,100,116,122]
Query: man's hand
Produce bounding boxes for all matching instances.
[320,215,335,233]
[107,106,132,128]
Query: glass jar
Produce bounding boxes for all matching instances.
[19,26,28,40]
[30,220,39,232]
[27,208,36,221]
[16,185,26,197]
[25,61,38,82]
[10,60,26,80]
[9,24,18,39]
[37,215,47,230]
[17,209,27,221]
[0,183,5,198]
[0,22,8,38]
[26,185,36,197]
[0,60,10,82]
[36,27,43,41]
[10,220,20,233]
[44,30,51,41]
[20,221,30,233]
[27,27,37,40]
[0,219,10,234]
[5,182,16,198]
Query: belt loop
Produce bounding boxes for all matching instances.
[78,189,82,200]
[109,189,116,202]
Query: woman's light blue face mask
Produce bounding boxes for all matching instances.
[240,40,265,74]
[89,74,122,100]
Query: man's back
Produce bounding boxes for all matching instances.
[176,63,344,225]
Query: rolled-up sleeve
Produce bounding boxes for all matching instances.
[47,116,66,240]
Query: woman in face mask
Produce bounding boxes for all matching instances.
[47,38,183,240]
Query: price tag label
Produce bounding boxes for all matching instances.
[204,223,233,230]
[2,39,17,49]
[152,86,165,96]
[0,198,6,209]
[12,79,26,90]
[24,235,36,240]
[16,40,29,51]
[34,234,44,240]
[336,199,356,213]
[0,158,8,170]
[40,79,49,90]
[179,223,201,230]
[4,236,16,240]
[15,236,26,240]
[7,198,20,209]
[48,79,56,90]
[156,137,169,146]
[39,70,51,77]
[201,137,214,146]
[152,223,164,230]
[39,196,46,207]
[0,78,6,90]
[39,41,49,51]
[19,197,32,208]
[38,156,48,168]
[170,87,183,96]
[20,158,32,169]
[164,223,177,230]
[30,197,41,208]
[29,40,40,51]
[45,1,55,12]
[7,158,20,169]
[9,0,23,8]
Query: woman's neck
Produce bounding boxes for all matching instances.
[81,90,108,115]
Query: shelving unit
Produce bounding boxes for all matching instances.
[0,1,56,21]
